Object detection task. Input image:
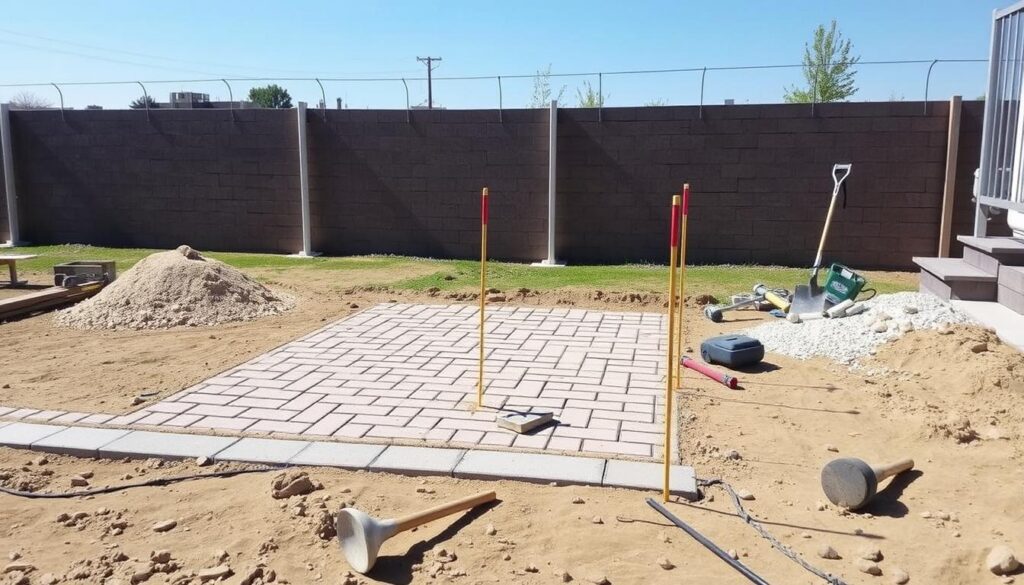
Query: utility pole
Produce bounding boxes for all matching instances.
[416,56,442,109]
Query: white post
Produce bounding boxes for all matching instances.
[534,99,564,267]
[291,101,318,257]
[0,103,21,247]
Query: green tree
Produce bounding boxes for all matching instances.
[576,80,609,108]
[9,91,52,109]
[784,20,860,103]
[248,84,293,108]
[129,95,157,109]
[528,65,566,107]
[644,99,668,107]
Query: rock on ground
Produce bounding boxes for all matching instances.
[987,545,1020,575]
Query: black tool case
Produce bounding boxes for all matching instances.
[700,334,764,367]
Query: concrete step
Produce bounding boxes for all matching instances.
[998,266,1024,314]
[915,257,998,302]
[958,235,1024,266]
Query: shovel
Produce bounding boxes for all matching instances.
[790,164,852,315]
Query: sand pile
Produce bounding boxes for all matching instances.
[57,246,294,330]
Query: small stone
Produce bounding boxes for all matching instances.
[875,311,892,321]
[132,396,145,406]
[79,470,93,479]
[860,546,882,562]
[657,557,674,570]
[890,567,910,584]
[130,564,153,584]
[898,321,914,333]
[151,520,177,533]
[817,544,841,560]
[726,550,738,560]
[525,564,539,573]
[196,456,212,467]
[938,326,954,335]
[484,523,497,536]
[872,321,888,333]
[815,501,827,512]
[825,444,839,452]
[591,516,603,525]
[735,488,755,501]
[987,545,1020,575]
[801,532,812,539]
[150,550,172,564]
[919,511,932,519]
[556,569,573,582]
[271,471,318,499]
[971,342,989,354]
[38,573,59,585]
[587,576,611,585]
[70,475,90,487]
[722,449,742,461]
[33,457,48,466]
[937,512,951,521]
[502,553,511,561]
[571,496,585,504]
[6,552,19,561]
[903,306,919,314]
[197,565,233,581]
[6,571,28,585]
[856,560,882,575]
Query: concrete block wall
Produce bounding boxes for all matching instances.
[306,109,548,261]
[0,149,8,243]
[0,101,984,269]
[557,101,980,268]
[7,109,301,253]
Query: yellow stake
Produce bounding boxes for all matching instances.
[478,187,489,408]
[675,184,690,388]
[663,194,681,503]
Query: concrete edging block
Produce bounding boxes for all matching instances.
[214,437,311,465]
[368,445,466,477]
[32,427,131,458]
[288,441,387,469]
[99,430,240,460]
[453,450,606,486]
[602,459,699,500]
[0,423,68,449]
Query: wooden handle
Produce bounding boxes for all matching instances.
[395,490,496,533]
[871,459,914,482]
[812,189,841,270]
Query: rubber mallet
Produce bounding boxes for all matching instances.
[681,356,739,389]
[335,490,496,573]
[820,457,914,510]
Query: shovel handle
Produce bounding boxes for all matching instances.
[395,490,496,533]
[870,459,914,482]
[811,163,853,271]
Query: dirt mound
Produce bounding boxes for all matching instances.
[56,246,294,330]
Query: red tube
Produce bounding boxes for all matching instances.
[669,199,681,248]
[681,356,738,389]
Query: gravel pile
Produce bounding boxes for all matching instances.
[57,245,294,330]
[744,292,976,364]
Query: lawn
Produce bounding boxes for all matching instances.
[6,244,916,299]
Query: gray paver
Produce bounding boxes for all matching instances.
[288,441,387,469]
[32,427,131,457]
[99,430,239,460]
[602,459,699,500]
[0,423,68,449]
[368,445,466,476]
[215,437,310,464]
[454,450,605,486]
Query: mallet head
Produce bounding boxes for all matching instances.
[820,457,877,510]
[704,305,724,322]
[335,507,398,574]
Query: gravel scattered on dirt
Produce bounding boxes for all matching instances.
[56,246,294,330]
[744,292,976,364]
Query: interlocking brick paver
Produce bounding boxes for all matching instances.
[141,303,672,461]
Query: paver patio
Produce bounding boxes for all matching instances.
[120,303,672,458]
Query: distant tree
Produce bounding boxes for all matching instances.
[576,80,609,108]
[888,91,905,102]
[528,64,566,108]
[85,104,103,110]
[784,20,860,103]
[129,95,157,109]
[9,91,52,109]
[644,99,668,107]
[247,84,292,108]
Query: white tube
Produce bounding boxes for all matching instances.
[845,302,869,317]
[798,311,826,321]
[826,299,855,318]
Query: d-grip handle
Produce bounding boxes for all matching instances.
[395,490,496,533]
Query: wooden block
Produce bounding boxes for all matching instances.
[496,412,555,434]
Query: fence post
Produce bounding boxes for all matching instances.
[290,102,319,258]
[938,95,962,257]
[534,99,563,267]
[0,103,22,246]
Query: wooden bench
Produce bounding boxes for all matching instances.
[0,254,39,287]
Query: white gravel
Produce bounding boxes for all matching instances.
[744,292,976,365]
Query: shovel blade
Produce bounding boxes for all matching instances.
[790,282,827,315]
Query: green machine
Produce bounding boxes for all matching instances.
[823,263,866,305]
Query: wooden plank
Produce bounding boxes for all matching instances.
[0,283,103,321]
[938,95,963,257]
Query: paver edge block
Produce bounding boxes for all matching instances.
[32,427,131,458]
[287,441,388,470]
[367,445,467,477]
[98,430,241,460]
[453,450,606,486]
[0,422,68,449]
[214,437,311,465]
[601,459,699,500]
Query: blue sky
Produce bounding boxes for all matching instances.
[0,1,1008,109]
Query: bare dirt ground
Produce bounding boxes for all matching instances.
[1,266,1023,584]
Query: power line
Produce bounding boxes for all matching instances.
[416,56,442,109]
